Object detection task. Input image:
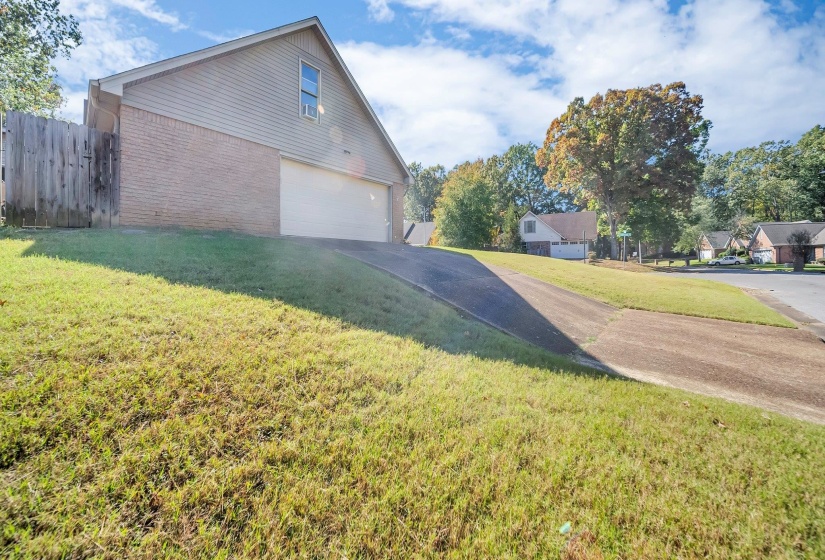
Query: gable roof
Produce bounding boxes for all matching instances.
[537,211,598,240]
[86,17,412,183]
[756,222,825,246]
[703,231,732,249]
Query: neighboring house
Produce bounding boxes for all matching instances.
[403,221,435,246]
[749,222,825,264]
[519,211,598,259]
[729,237,750,252]
[84,17,412,242]
[698,231,732,260]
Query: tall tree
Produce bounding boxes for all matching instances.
[0,0,82,116]
[725,142,805,222]
[485,142,577,215]
[404,162,447,222]
[433,160,496,248]
[536,82,710,258]
[793,125,825,221]
[699,151,736,225]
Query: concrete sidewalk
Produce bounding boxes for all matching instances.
[302,239,825,424]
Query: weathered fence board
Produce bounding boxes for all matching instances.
[4,110,119,228]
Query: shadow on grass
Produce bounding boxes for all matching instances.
[14,228,620,378]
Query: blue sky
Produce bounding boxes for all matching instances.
[56,0,825,167]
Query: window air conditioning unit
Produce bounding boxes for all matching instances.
[303,104,318,118]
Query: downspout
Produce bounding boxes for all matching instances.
[89,83,120,134]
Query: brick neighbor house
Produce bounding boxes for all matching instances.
[84,17,412,242]
[749,222,825,264]
[518,211,598,259]
[698,231,732,260]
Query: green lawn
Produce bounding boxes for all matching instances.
[1,229,823,558]
[442,249,794,327]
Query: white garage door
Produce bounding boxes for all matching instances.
[753,249,773,263]
[552,241,586,259]
[280,159,390,242]
[700,249,714,260]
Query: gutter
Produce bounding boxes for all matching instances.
[89,80,120,134]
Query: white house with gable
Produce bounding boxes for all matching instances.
[519,211,598,259]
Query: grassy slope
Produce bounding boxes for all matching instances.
[442,249,794,327]
[1,229,822,559]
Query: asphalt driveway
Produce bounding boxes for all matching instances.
[299,239,825,424]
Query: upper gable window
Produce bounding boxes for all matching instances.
[300,62,320,120]
[524,220,536,234]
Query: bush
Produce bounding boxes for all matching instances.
[433,161,496,249]
[817,258,825,266]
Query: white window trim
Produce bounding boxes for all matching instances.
[299,59,321,123]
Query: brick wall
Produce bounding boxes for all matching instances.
[391,182,404,243]
[119,104,280,236]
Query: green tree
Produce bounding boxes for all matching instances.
[536,82,710,258]
[726,142,805,222]
[793,125,825,221]
[404,162,447,222]
[787,230,813,272]
[624,191,683,251]
[485,142,577,215]
[433,160,496,248]
[0,0,82,116]
[498,203,523,252]
[675,196,724,257]
[699,151,736,225]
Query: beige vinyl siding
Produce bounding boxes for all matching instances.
[122,29,405,185]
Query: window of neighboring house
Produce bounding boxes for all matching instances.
[551,241,560,246]
[524,220,536,234]
[300,62,320,120]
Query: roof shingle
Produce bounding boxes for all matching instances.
[537,211,598,240]
[758,222,825,246]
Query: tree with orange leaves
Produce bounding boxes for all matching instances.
[536,82,710,259]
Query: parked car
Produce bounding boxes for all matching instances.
[708,255,746,266]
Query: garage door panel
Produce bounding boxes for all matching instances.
[552,243,585,259]
[281,159,390,242]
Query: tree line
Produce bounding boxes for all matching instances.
[407,82,823,260]
[404,143,580,250]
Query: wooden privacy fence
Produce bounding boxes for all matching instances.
[3,110,120,228]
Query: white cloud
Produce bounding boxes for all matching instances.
[109,0,187,30]
[339,41,566,166]
[379,0,825,154]
[54,0,188,123]
[366,0,396,22]
[445,26,471,41]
